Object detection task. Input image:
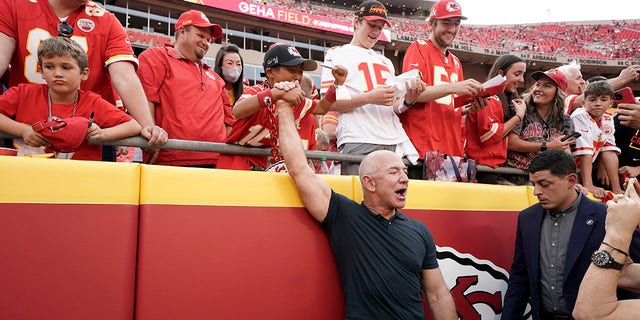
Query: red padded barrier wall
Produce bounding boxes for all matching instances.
[135,205,344,319]
[0,157,140,320]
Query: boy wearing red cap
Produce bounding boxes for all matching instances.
[401,0,487,178]
[0,37,141,160]
[136,10,233,167]
[217,44,346,171]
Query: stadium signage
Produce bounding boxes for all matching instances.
[125,28,171,48]
[194,0,391,42]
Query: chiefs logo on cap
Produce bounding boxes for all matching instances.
[287,46,302,58]
[445,0,461,12]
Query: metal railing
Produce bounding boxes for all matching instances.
[0,133,528,176]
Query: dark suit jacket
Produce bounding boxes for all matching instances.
[502,195,640,320]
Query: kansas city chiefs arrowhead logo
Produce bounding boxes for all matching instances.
[437,246,532,319]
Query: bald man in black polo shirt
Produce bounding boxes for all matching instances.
[275,98,457,320]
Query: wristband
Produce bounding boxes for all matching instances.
[540,141,547,152]
[602,241,629,257]
[514,114,522,122]
[256,90,273,108]
[324,85,336,103]
[404,99,416,108]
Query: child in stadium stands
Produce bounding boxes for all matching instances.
[0,37,141,160]
[0,0,166,146]
[571,81,623,197]
[320,0,424,176]
[214,44,245,107]
[506,68,575,174]
[560,64,639,116]
[217,44,346,171]
[465,55,527,182]
[400,0,488,179]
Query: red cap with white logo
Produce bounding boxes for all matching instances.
[429,0,467,21]
[175,10,222,38]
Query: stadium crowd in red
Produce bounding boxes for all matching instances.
[264,0,640,61]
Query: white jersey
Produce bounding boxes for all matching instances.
[321,44,413,148]
[571,108,620,161]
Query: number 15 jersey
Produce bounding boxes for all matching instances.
[321,44,410,149]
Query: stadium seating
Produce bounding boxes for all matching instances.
[268,0,640,61]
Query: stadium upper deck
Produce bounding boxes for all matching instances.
[113,0,639,89]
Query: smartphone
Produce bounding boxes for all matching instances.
[614,87,636,104]
[561,132,581,142]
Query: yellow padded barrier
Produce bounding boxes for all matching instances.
[0,157,140,204]
[353,179,532,212]
[139,165,356,207]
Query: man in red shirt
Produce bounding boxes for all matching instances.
[137,10,233,167]
[400,0,486,178]
[0,0,166,145]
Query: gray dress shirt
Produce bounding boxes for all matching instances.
[539,191,582,315]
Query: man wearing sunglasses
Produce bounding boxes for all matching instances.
[0,0,167,147]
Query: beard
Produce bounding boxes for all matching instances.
[195,49,205,60]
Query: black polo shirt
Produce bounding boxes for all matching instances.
[323,191,438,320]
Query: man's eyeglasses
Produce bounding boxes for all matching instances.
[57,21,74,38]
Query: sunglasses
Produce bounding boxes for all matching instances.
[57,21,74,38]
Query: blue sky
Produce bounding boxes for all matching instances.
[456,0,640,25]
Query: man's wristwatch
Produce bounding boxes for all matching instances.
[591,250,624,270]
[540,141,547,152]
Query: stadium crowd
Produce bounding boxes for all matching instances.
[0,0,639,188]
[4,0,640,318]
[262,0,640,61]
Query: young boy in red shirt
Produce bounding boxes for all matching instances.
[0,37,141,160]
[217,44,346,171]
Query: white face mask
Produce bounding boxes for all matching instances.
[221,66,242,83]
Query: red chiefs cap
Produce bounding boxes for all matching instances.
[175,10,223,39]
[429,0,467,21]
[354,0,391,27]
[531,68,569,93]
[32,117,89,153]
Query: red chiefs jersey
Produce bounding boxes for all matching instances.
[217,81,317,170]
[0,0,136,104]
[401,39,465,158]
[0,84,132,160]
[465,96,507,168]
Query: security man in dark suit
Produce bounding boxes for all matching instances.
[502,149,640,320]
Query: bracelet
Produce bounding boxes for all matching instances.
[540,141,547,152]
[404,99,416,108]
[256,90,273,108]
[324,84,337,103]
[514,114,522,122]
[602,241,629,257]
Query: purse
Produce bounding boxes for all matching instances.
[423,150,477,182]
